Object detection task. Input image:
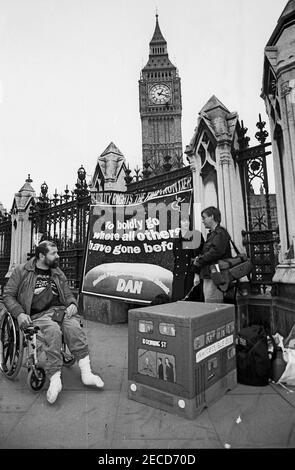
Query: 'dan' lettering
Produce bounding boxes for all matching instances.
[116,278,143,294]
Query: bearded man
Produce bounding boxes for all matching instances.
[3,240,104,404]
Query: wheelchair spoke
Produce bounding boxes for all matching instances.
[4,345,13,363]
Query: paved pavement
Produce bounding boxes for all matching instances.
[0,311,295,450]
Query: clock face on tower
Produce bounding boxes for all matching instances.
[148,83,172,104]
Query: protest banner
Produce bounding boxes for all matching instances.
[81,175,194,303]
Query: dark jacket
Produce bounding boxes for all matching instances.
[165,362,174,382]
[158,363,164,380]
[172,230,204,301]
[3,258,77,318]
[193,225,231,279]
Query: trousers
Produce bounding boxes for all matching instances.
[203,279,224,303]
[32,308,89,377]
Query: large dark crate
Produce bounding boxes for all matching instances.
[128,301,237,419]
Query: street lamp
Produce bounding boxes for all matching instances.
[75,165,88,197]
[77,165,86,183]
[40,182,48,198]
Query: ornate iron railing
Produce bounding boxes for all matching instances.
[126,164,191,192]
[0,212,12,294]
[29,166,91,289]
[28,159,189,291]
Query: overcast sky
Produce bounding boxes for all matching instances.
[0,0,288,211]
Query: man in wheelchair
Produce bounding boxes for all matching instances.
[3,240,104,404]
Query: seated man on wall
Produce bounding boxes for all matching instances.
[3,240,104,404]
[191,206,231,303]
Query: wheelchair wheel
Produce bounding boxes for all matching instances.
[0,312,24,380]
[27,367,46,391]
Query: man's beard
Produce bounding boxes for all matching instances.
[45,258,59,268]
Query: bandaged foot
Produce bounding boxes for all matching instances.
[78,355,104,388]
[46,370,62,404]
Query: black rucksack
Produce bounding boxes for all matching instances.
[236,325,274,386]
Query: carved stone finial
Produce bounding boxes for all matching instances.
[26,174,33,183]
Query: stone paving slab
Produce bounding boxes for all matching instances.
[0,379,38,411]
[110,401,220,448]
[1,390,112,449]
[207,392,295,448]
[269,382,295,407]
[107,438,222,449]
[0,412,25,446]
[227,384,277,395]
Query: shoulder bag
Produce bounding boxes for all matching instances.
[210,239,252,292]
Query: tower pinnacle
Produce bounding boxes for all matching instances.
[150,13,167,51]
[279,0,295,19]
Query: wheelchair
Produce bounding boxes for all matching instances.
[0,310,76,391]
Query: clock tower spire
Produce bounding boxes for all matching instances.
[139,15,183,176]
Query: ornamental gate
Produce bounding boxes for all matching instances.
[236,115,279,294]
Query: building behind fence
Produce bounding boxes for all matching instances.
[0,159,191,295]
[0,134,279,300]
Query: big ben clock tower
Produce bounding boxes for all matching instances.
[139,14,183,176]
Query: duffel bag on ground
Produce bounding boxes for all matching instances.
[236,325,275,386]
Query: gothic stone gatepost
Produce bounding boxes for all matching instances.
[6,176,36,279]
[185,95,246,250]
[262,1,295,335]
